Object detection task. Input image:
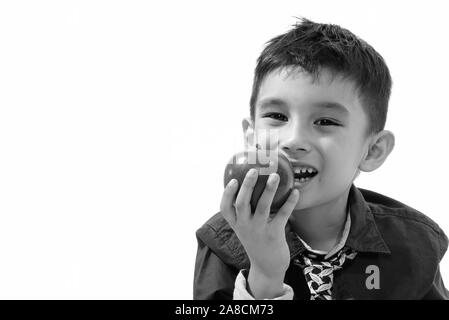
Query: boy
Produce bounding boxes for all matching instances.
[193,18,448,299]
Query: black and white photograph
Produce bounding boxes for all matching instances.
[0,0,448,304]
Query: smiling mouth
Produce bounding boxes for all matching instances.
[293,167,318,185]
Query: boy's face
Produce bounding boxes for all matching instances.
[247,67,372,210]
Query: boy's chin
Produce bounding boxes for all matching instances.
[292,198,313,211]
[291,187,323,211]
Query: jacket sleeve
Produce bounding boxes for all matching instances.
[193,236,238,300]
[422,229,449,300]
[421,266,449,300]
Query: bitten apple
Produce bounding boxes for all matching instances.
[223,150,294,213]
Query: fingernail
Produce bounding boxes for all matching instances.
[228,179,237,188]
[248,168,258,177]
[268,173,279,184]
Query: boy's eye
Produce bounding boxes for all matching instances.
[263,113,288,121]
[315,118,340,126]
[261,114,341,126]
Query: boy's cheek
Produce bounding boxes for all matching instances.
[255,140,281,151]
[254,129,281,150]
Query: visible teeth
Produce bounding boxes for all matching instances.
[293,166,317,174]
[296,177,310,183]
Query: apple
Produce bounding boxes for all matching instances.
[223,149,294,213]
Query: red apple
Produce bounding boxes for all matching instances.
[223,149,294,213]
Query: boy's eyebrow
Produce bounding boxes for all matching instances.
[258,98,350,115]
[258,98,288,110]
[312,101,350,115]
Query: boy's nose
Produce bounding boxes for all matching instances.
[279,124,312,156]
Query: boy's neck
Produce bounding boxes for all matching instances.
[289,187,351,252]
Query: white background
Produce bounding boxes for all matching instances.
[0,0,448,299]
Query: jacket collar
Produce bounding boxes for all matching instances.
[285,184,390,260]
[344,184,391,254]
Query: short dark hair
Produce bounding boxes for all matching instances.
[249,17,392,136]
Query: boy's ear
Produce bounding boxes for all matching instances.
[359,130,395,172]
[242,117,256,149]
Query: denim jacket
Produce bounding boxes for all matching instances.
[194,184,449,300]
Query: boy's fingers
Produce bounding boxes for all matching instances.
[254,173,279,219]
[275,188,300,224]
[220,179,239,226]
[234,169,258,217]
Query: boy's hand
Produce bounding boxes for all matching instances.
[220,168,300,298]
